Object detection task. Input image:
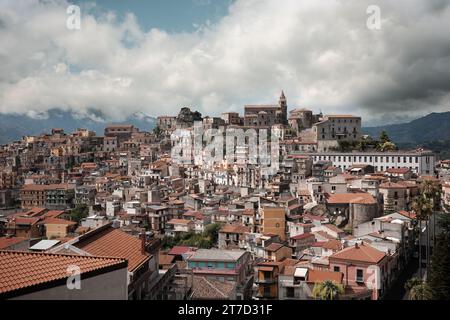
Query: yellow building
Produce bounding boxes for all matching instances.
[44,218,77,239]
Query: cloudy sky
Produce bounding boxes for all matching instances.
[1,0,450,126]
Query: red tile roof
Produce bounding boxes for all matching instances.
[386,167,411,174]
[74,227,150,272]
[265,243,285,252]
[42,218,77,226]
[322,239,343,251]
[380,182,407,189]
[330,242,386,264]
[0,237,27,250]
[43,210,66,218]
[307,269,343,284]
[0,250,126,295]
[291,233,315,240]
[326,193,376,205]
[398,210,416,219]
[220,224,250,234]
[167,219,193,225]
[168,246,197,256]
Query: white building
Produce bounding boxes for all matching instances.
[306,150,435,175]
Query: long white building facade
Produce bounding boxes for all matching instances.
[303,150,436,176]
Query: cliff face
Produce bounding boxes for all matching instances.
[176,107,202,128]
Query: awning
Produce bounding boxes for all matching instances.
[294,267,308,278]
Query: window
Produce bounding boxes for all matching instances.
[334,266,340,272]
[286,287,295,298]
[356,269,364,283]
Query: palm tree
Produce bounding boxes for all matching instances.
[312,280,344,300]
[405,277,422,292]
[412,195,433,278]
[409,282,431,300]
[420,180,443,272]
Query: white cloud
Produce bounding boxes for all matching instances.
[1,0,450,125]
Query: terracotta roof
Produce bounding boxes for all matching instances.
[74,227,150,272]
[220,224,250,234]
[43,210,66,218]
[167,219,192,225]
[307,269,343,284]
[386,167,411,174]
[398,210,417,219]
[24,207,48,217]
[42,218,77,226]
[10,217,42,225]
[380,182,407,189]
[168,246,197,256]
[322,239,343,251]
[159,253,175,265]
[323,224,344,233]
[0,237,27,249]
[330,242,386,264]
[326,193,376,205]
[265,243,284,252]
[0,250,126,295]
[291,233,315,240]
[311,241,327,247]
[191,276,235,300]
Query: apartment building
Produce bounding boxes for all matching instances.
[20,184,75,210]
[307,150,436,175]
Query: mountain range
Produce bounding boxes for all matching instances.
[0,109,156,145]
[1,109,450,152]
[363,111,450,144]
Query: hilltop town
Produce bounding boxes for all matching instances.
[1,92,449,300]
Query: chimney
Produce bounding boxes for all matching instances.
[140,232,147,255]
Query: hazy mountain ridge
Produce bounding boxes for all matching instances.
[0,109,156,145]
[363,111,450,144]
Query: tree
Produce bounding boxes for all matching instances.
[412,195,433,278]
[312,280,344,300]
[377,141,397,152]
[409,282,432,300]
[379,131,391,144]
[426,213,450,299]
[405,277,422,292]
[419,180,443,272]
[153,126,162,137]
[356,140,368,151]
[203,223,222,244]
[70,204,89,223]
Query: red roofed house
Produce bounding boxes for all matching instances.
[0,250,128,300]
[218,224,251,249]
[278,265,343,300]
[289,233,316,258]
[49,224,162,300]
[385,167,412,180]
[329,242,389,300]
[166,219,194,237]
[40,218,77,239]
[264,243,292,262]
[0,236,29,251]
[326,193,379,228]
[5,216,44,238]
